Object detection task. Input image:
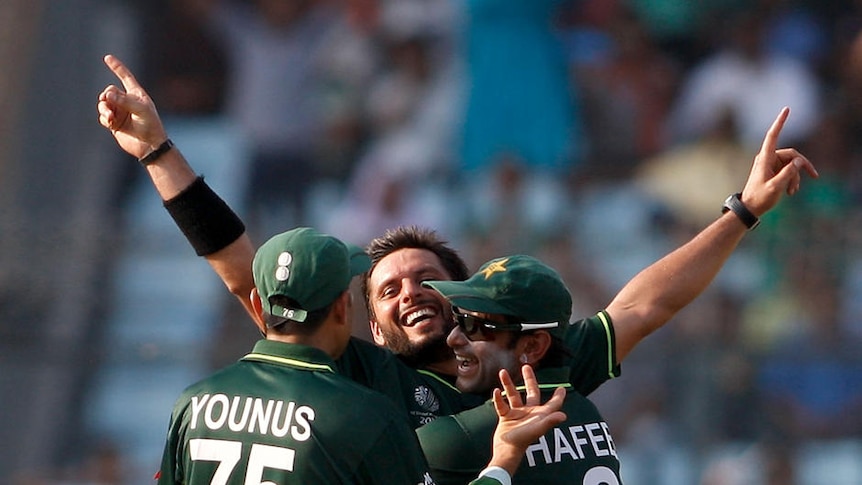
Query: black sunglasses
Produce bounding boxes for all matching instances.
[452,307,560,342]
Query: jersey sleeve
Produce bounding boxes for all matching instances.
[416,405,494,485]
[565,311,621,396]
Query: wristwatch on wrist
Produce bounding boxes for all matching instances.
[722,192,760,230]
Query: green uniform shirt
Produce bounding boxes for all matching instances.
[337,337,484,428]
[336,311,620,429]
[416,367,624,485]
[565,311,620,395]
[158,340,435,485]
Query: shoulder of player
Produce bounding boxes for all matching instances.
[416,403,495,473]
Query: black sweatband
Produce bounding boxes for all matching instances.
[163,176,246,256]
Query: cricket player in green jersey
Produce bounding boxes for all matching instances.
[157,227,568,485]
[156,227,436,484]
[419,255,623,485]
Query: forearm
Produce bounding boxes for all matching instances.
[149,150,255,315]
[145,148,199,200]
[205,235,257,319]
[608,211,747,359]
[98,53,258,321]
[128,137,257,320]
[596,107,817,364]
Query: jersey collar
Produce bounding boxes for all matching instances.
[242,339,337,373]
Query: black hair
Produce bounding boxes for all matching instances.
[362,226,469,319]
[265,295,337,336]
[538,336,572,368]
[508,313,571,369]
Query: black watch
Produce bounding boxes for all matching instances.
[722,192,760,230]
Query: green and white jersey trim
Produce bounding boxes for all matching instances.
[595,311,616,379]
[242,352,336,373]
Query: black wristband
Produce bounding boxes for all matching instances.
[721,192,760,230]
[138,138,174,166]
[164,176,246,256]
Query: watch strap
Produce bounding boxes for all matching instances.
[722,192,760,230]
[138,138,174,166]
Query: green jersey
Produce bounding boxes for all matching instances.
[337,337,484,427]
[565,311,620,395]
[158,340,435,485]
[335,312,620,429]
[416,367,624,485]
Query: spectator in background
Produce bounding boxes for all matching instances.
[833,22,862,201]
[634,106,749,230]
[665,5,821,150]
[567,3,681,182]
[459,0,583,175]
[144,0,229,116]
[191,0,375,238]
[752,255,862,441]
[453,0,585,258]
[322,0,462,245]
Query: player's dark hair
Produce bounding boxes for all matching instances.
[538,336,571,368]
[362,226,469,319]
[265,295,335,335]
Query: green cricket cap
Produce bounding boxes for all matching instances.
[423,255,571,338]
[253,227,370,325]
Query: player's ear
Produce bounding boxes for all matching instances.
[518,330,552,365]
[369,318,386,346]
[330,291,350,326]
[249,288,267,336]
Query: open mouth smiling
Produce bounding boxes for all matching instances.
[455,353,477,372]
[403,307,437,327]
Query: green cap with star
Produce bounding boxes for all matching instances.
[423,255,571,338]
[253,227,370,326]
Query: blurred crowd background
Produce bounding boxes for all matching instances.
[2,0,862,483]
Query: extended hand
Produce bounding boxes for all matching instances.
[488,365,566,475]
[740,107,819,215]
[96,54,168,159]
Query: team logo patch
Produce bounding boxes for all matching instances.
[275,251,292,281]
[413,385,440,413]
[481,258,509,279]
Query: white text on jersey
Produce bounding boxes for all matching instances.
[189,393,314,440]
[525,421,617,466]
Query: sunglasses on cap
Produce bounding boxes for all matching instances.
[452,306,559,342]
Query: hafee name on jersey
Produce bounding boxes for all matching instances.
[525,421,617,467]
[189,393,314,441]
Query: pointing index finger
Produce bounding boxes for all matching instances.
[103,54,142,93]
[759,107,789,156]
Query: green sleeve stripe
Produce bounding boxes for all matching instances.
[515,382,572,392]
[504,382,572,397]
[242,353,335,373]
[535,383,571,390]
[416,369,461,392]
[596,311,616,379]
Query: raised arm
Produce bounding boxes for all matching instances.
[606,107,819,362]
[97,54,257,319]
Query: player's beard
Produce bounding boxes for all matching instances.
[381,325,454,369]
